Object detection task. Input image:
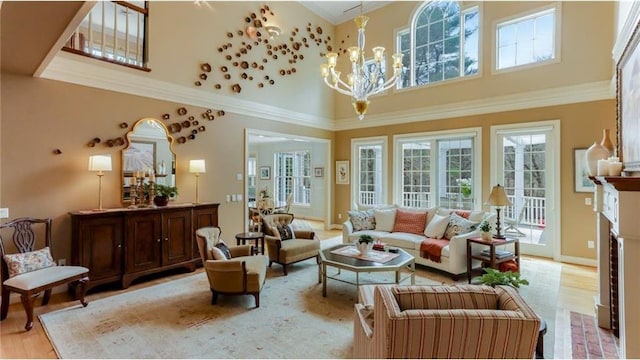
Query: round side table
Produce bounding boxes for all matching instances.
[235,232,265,255]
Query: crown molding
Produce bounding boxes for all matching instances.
[40,54,612,133]
[333,80,614,131]
[39,54,335,131]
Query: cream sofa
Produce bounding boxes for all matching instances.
[353,284,541,359]
[343,205,496,279]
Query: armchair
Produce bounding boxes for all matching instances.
[1,217,89,331]
[261,213,320,276]
[354,284,541,359]
[195,226,268,308]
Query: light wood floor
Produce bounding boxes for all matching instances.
[0,221,598,359]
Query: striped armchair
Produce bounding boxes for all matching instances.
[354,285,541,359]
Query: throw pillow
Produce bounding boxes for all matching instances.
[210,246,227,261]
[424,214,451,239]
[276,224,294,240]
[392,208,428,235]
[374,208,397,232]
[3,247,56,278]
[444,213,479,240]
[215,242,232,259]
[348,209,376,231]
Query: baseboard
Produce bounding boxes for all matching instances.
[558,255,597,267]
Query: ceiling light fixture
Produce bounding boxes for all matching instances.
[320,6,403,120]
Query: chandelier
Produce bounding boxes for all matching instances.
[320,14,404,120]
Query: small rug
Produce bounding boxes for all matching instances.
[570,311,619,359]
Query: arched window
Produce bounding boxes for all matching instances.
[397,1,479,88]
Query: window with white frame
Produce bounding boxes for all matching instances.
[247,156,256,201]
[496,6,556,70]
[395,132,477,210]
[274,151,311,206]
[397,1,479,89]
[353,138,386,206]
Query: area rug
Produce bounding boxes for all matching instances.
[39,238,439,359]
[570,311,619,359]
[39,236,560,359]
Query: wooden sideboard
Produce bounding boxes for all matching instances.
[70,203,219,292]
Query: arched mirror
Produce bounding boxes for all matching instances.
[122,118,176,204]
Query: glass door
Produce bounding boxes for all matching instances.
[492,122,559,258]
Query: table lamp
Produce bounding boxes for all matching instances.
[88,154,112,210]
[189,159,206,204]
[486,184,512,239]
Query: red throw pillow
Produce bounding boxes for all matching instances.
[454,210,471,219]
[392,208,428,235]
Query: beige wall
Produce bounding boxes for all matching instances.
[333,1,615,119]
[333,100,616,260]
[0,73,332,258]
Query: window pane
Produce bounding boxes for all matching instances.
[496,8,555,70]
[429,21,444,44]
[463,10,479,75]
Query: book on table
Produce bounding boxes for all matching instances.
[480,249,513,258]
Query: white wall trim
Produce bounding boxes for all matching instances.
[559,255,597,267]
[40,54,612,133]
[613,1,640,64]
[335,80,612,130]
[39,54,335,131]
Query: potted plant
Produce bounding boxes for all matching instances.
[356,234,374,255]
[153,184,178,206]
[473,268,529,288]
[478,220,493,241]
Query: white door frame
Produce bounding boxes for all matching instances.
[490,120,561,260]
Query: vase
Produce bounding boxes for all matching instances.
[356,242,373,255]
[481,232,492,241]
[154,195,169,206]
[600,128,615,155]
[585,142,609,176]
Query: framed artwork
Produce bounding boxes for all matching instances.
[336,161,349,184]
[123,140,156,174]
[314,167,324,178]
[260,166,271,180]
[574,148,594,193]
[617,20,640,172]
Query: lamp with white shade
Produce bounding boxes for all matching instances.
[485,184,512,239]
[88,154,112,210]
[189,159,206,204]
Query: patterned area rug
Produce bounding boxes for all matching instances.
[39,236,560,358]
[39,237,439,358]
[570,311,619,359]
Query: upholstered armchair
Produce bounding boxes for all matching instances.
[195,226,268,308]
[261,213,320,276]
[354,284,541,359]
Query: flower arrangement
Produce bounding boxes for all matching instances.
[478,220,493,233]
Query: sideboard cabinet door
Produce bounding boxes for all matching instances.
[162,208,192,265]
[126,212,163,274]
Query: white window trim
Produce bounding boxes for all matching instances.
[393,127,482,209]
[491,2,562,75]
[351,136,389,207]
[274,150,311,206]
[395,1,483,92]
[489,120,561,260]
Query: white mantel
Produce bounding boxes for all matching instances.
[593,176,640,359]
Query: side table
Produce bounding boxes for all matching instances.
[235,232,265,255]
[467,236,519,283]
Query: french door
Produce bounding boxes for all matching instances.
[491,121,560,259]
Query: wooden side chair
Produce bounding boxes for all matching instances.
[0,217,90,331]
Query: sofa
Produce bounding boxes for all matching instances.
[353,284,541,359]
[343,205,496,279]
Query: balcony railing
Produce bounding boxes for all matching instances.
[504,195,546,227]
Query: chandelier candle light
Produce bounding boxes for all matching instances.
[189,159,206,204]
[88,154,112,211]
[320,13,403,120]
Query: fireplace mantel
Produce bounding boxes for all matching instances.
[591,176,640,358]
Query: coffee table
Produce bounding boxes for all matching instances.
[319,244,415,297]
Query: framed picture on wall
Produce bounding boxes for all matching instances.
[123,140,156,174]
[617,19,640,171]
[336,161,349,184]
[314,167,324,178]
[574,148,594,193]
[260,166,271,180]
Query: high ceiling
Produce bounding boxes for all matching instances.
[299,1,392,25]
